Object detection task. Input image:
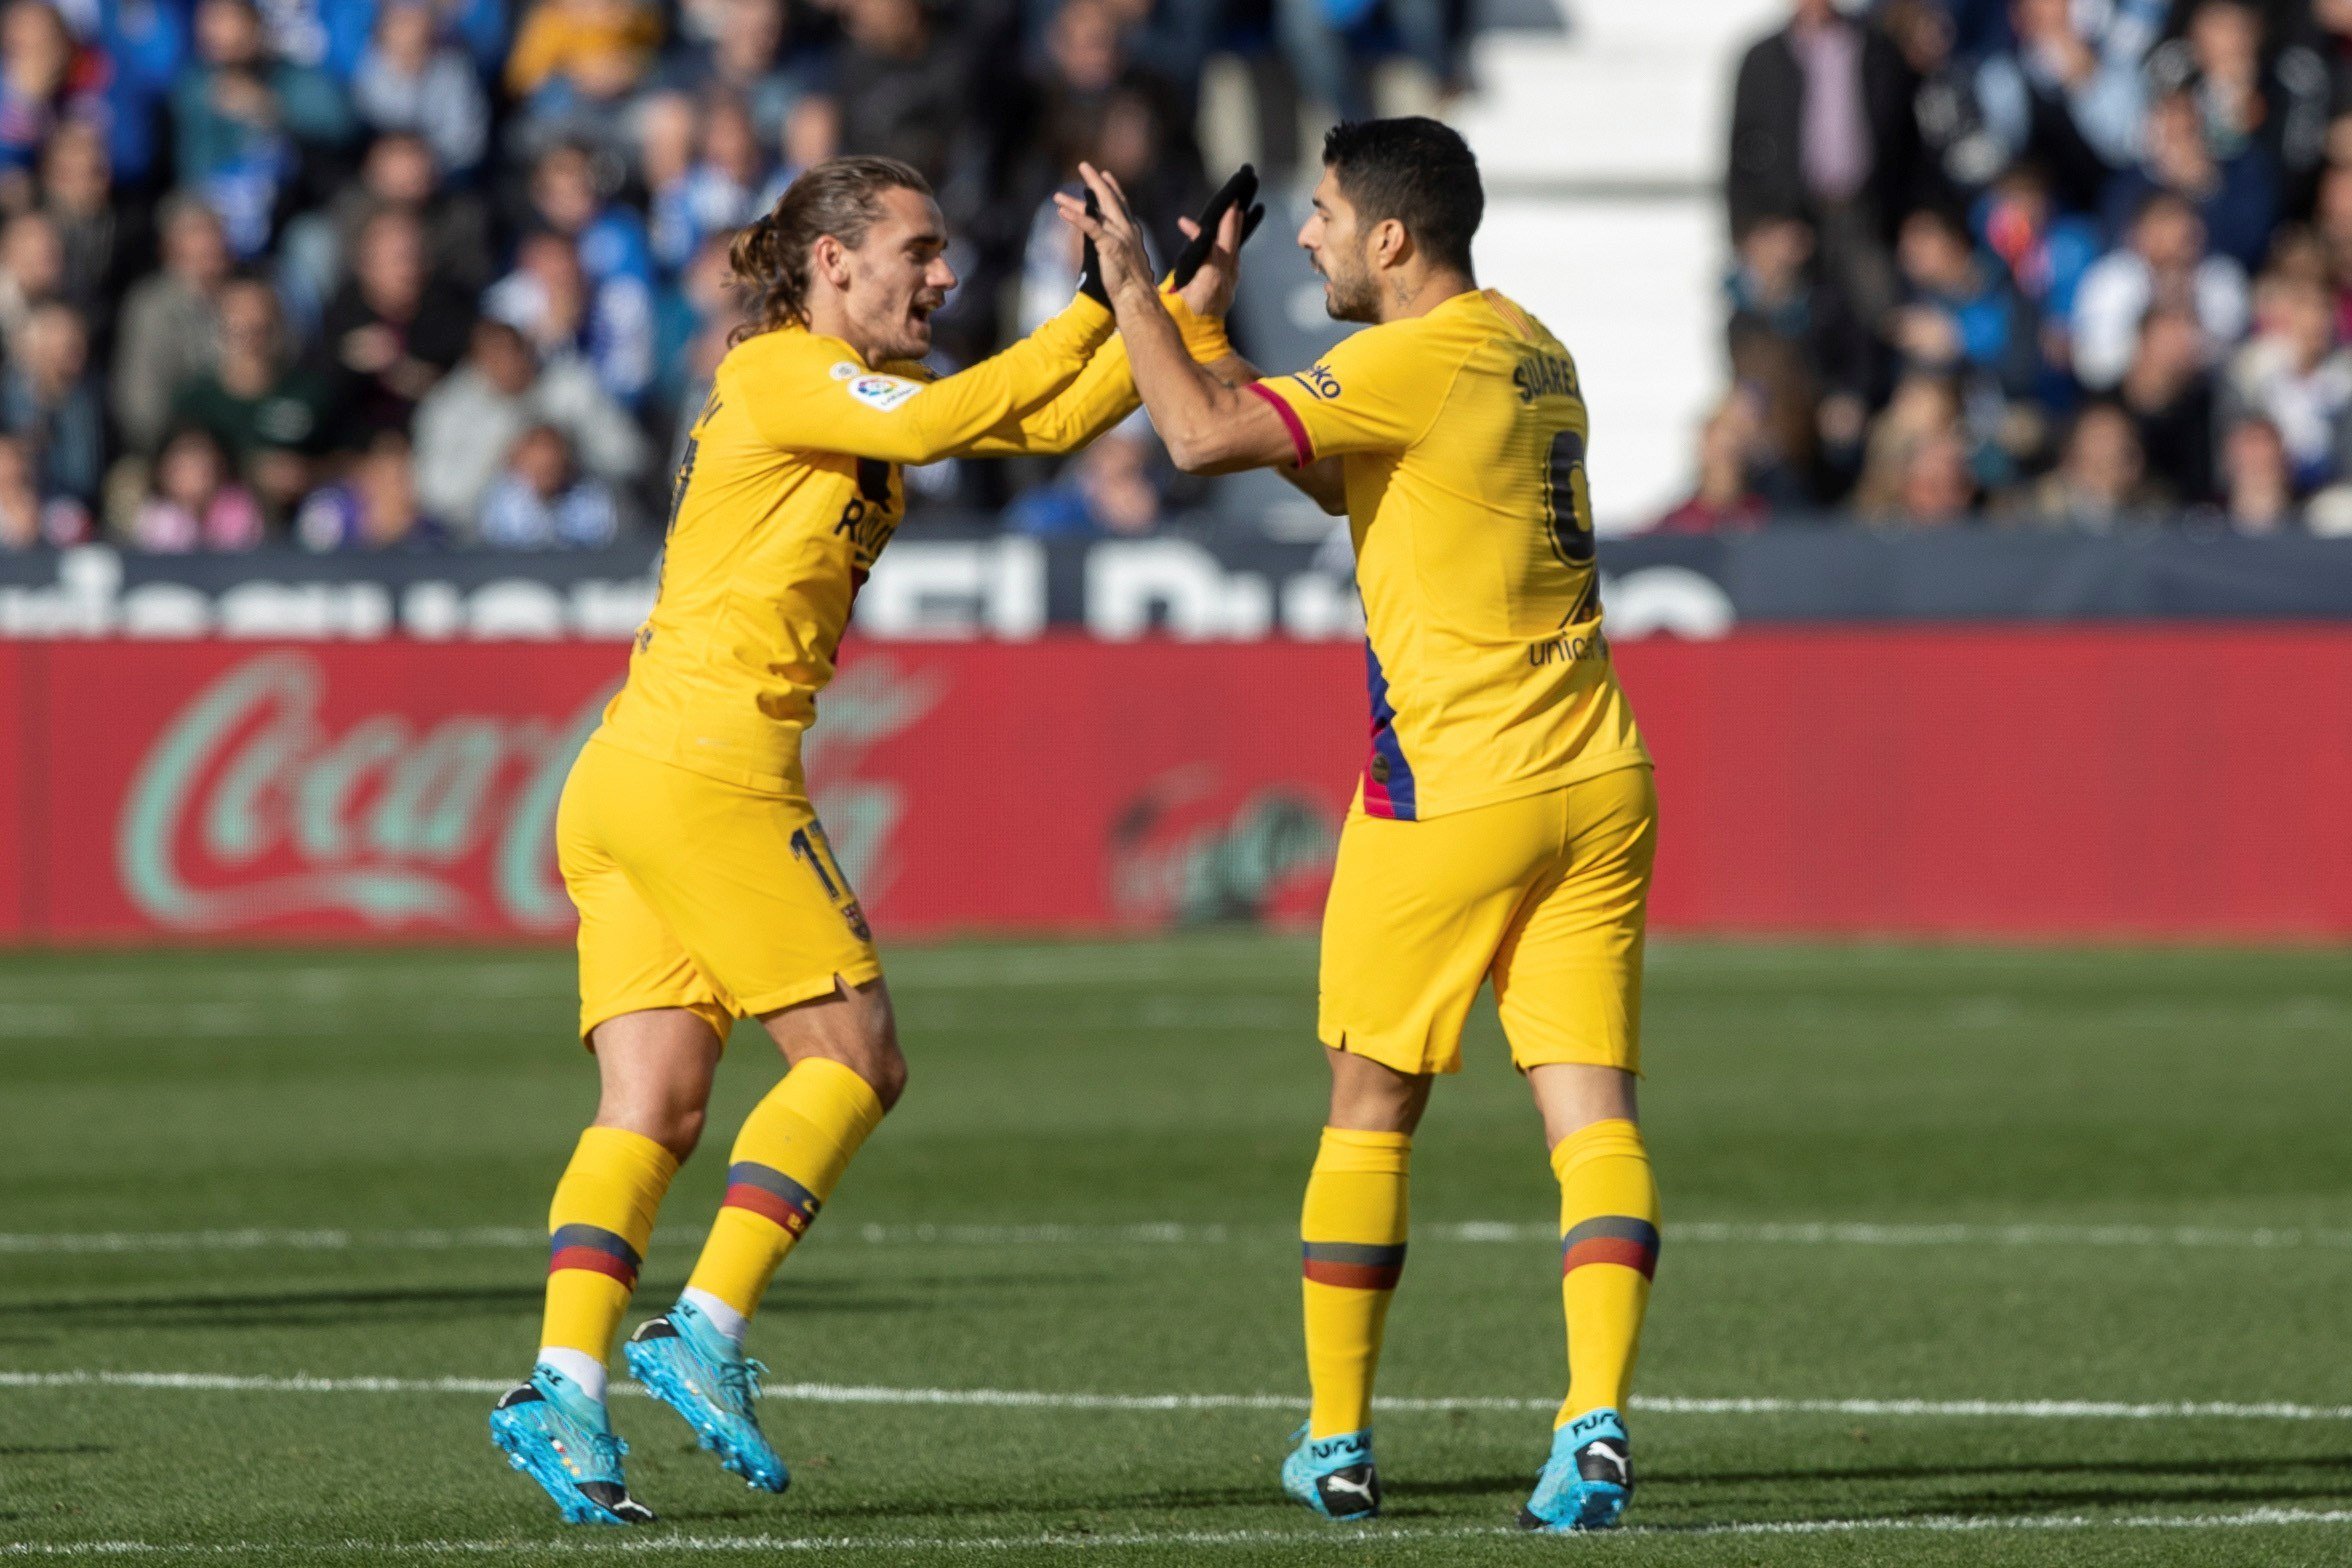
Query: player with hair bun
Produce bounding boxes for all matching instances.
[489,153,1261,1526]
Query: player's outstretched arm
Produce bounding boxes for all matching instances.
[954,295,1227,458]
[746,294,1115,467]
[1055,164,1302,477]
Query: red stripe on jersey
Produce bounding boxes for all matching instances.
[1245,381,1314,469]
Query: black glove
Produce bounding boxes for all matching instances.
[1167,163,1261,289]
[1077,188,1110,307]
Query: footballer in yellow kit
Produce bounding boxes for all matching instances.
[490,153,1258,1527]
[1064,120,1660,1533]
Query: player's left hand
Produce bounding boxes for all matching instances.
[1170,167,1265,322]
[1056,164,1155,308]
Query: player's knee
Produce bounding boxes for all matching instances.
[862,1045,908,1112]
[766,979,906,1109]
[650,1104,706,1162]
[845,1013,908,1111]
[1324,1047,1432,1133]
[593,1099,705,1163]
[842,984,907,1110]
[795,1038,905,1111]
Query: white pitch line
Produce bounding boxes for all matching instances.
[7,1507,2352,1557]
[11,1217,2352,1255]
[7,1370,2352,1423]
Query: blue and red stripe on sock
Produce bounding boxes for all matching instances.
[1302,1239,1408,1291]
[719,1161,823,1239]
[1560,1216,1660,1279]
[547,1223,642,1288]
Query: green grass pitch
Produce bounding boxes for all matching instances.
[4,935,2351,1565]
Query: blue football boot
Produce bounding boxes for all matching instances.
[487,1364,655,1525]
[1280,1424,1381,1521]
[624,1300,790,1493]
[1518,1408,1633,1532]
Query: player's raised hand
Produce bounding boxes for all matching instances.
[1170,165,1265,322]
[1172,202,1257,321]
[1055,163,1154,307]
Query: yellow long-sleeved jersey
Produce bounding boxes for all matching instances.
[592,292,1227,793]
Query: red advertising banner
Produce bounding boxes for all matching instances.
[0,641,29,941]
[5,630,2351,943]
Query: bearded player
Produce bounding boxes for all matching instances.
[488,154,1261,1524]
[1060,119,1660,1533]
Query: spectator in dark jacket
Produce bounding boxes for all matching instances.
[37,122,147,355]
[1024,0,1201,266]
[1727,0,1920,321]
[169,275,331,518]
[1725,213,1881,499]
[2117,304,2219,503]
[833,0,972,191]
[2102,87,2280,273]
[2146,0,2329,198]
[315,203,474,440]
[2,300,103,504]
[1968,0,2161,213]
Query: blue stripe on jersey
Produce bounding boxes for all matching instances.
[1364,641,1418,821]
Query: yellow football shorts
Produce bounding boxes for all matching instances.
[1317,763,1656,1077]
[555,738,883,1047]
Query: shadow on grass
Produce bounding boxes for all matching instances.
[1664,1453,2352,1489]
[1357,1454,2352,1520]
[1871,1476,2352,1519]
[0,1277,938,1330]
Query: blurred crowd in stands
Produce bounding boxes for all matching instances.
[0,0,1476,552]
[1665,0,2352,533]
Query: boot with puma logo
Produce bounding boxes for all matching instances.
[1280,1424,1381,1521]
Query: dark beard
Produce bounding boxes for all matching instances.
[1323,270,1379,323]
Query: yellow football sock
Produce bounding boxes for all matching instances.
[1300,1126,1411,1439]
[1552,1117,1660,1426]
[684,1058,885,1319]
[540,1126,678,1362]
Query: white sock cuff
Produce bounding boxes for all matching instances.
[536,1345,608,1403]
[681,1286,750,1348]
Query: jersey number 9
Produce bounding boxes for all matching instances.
[1541,429,1594,566]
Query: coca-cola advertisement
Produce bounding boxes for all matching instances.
[4,639,1371,943]
[6,629,2352,943]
